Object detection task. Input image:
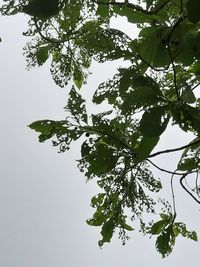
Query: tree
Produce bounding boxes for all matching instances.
[1,0,200,257]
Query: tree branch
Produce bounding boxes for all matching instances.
[147,159,185,175]
[34,17,77,45]
[83,126,135,155]
[180,173,200,204]
[148,138,200,158]
[34,17,59,44]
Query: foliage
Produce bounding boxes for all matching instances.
[2,0,200,257]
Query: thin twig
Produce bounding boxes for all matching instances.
[191,82,200,92]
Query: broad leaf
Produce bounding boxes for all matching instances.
[99,219,116,246]
[187,0,200,24]
[36,46,49,65]
[156,225,174,258]
[171,103,200,133]
[134,136,159,163]
[123,86,161,111]
[29,120,66,142]
[139,106,169,137]
[65,86,88,124]
[150,219,170,235]
[137,27,170,67]
[23,0,60,18]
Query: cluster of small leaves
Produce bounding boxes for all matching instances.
[1,0,133,87]
[2,0,200,257]
[80,133,162,245]
[148,213,198,257]
[30,86,163,246]
[29,119,83,152]
[0,0,27,15]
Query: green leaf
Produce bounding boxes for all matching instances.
[87,143,118,176]
[66,86,88,124]
[122,223,134,231]
[171,103,200,133]
[139,106,169,137]
[180,86,196,104]
[177,137,200,171]
[5,0,200,256]
[137,27,170,67]
[187,0,200,24]
[134,136,159,163]
[87,217,105,227]
[91,193,106,208]
[177,157,199,171]
[181,137,200,158]
[188,231,198,241]
[113,6,158,24]
[173,223,198,241]
[150,219,170,235]
[81,141,91,158]
[76,21,114,53]
[36,46,49,66]
[73,65,84,89]
[118,214,134,231]
[122,85,163,112]
[99,219,116,246]
[23,0,60,18]
[160,213,171,221]
[29,120,63,142]
[96,5,109,19]
[156,225,174,258]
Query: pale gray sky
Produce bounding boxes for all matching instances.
[0,13,200,267]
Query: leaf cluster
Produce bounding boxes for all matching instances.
[2,0,200,257]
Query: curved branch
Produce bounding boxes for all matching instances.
[34,17,59,44]
[180,173,200,204]
[147,159,185,175]
[34,18,77,45]
[195,172,200,198]
[148,138,200,158]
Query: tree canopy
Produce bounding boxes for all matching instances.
[1,0,200,257]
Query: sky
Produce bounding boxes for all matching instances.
[0,12,200,267]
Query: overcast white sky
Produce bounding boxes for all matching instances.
[0,13,200,267]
